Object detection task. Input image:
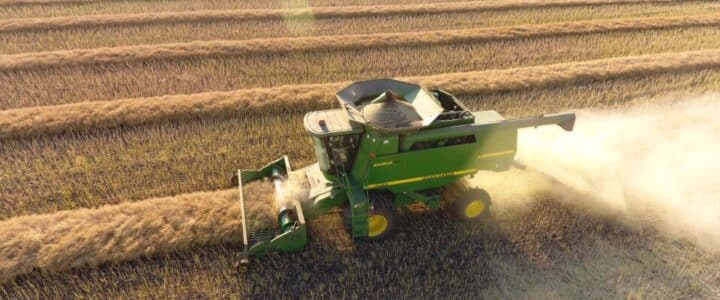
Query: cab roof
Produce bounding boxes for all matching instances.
[304,109,363,137]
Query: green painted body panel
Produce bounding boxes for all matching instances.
[373,134,400,155]
[350,119,518,194]
[346,179,369,237]
[366,143,478,192]
[248,223,307,255]
[238,156,289,184]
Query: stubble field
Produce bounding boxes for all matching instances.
[1,0,719,298]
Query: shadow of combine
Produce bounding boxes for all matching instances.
[243,189,651,298]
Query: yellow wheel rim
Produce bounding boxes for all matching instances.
[464,200,485,218]
[368,215,389,237]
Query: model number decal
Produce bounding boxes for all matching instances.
[366,168,477,189]
[372,161,394,167]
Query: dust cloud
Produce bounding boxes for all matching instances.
[514,93,720,250]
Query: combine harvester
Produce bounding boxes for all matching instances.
[234,79,575,266]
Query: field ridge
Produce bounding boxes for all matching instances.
[0,0,692,33]
[1,14,719,72]
[2,49,719,139]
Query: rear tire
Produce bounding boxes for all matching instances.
[343,191,397,242]
[443,180,491,221]
[453,188,491,221]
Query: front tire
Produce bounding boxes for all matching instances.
[343,192,397,241]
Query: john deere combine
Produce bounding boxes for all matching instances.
[235,79,574,264]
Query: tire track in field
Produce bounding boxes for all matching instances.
[0,0,691,32]
[1,15,718,72]
[2,49,719,139]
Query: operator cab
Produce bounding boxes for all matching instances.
[303,79,475,177]
[304,109,363,175]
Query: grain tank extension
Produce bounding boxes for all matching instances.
[233,79,575,265]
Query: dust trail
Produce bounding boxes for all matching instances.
[515,94,720,250]
[469,169,557,214]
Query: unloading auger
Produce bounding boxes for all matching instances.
[233,79,575,266]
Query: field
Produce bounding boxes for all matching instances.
[1,0,719,298]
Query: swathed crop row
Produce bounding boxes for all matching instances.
[1,49,719,139]
[0,189,243,283]
[0,174,301,283]
[0,0,688,32]
[0,0,93,5]
[1,14,718,72]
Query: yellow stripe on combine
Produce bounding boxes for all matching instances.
[366,168,477,189]
[478,149,515,158]
[365,150,514,189]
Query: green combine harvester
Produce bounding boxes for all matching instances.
[235,79,574,265]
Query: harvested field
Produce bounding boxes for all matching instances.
[2,0,719,298]
[2,26,720,109]
[4,2,717,53]
[2,49,720,139]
